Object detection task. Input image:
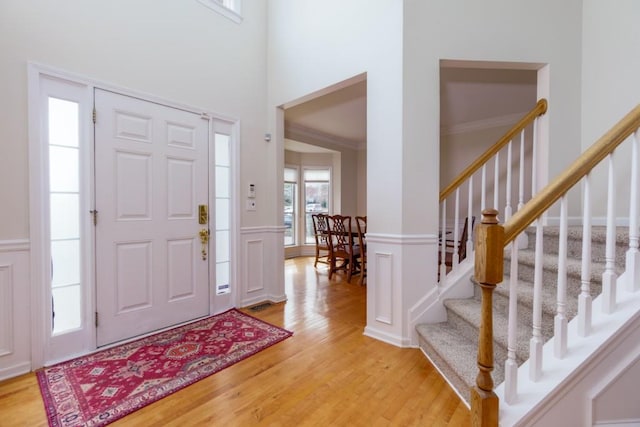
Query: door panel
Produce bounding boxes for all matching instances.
[95,89,210,346]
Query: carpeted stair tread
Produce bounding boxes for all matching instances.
[416,226,628,405]
[416,322,499,404]
[443,297,543,364]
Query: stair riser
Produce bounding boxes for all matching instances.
[492,284,580,326]
[490,290,560,348]
[417,334,472,403]
[504,259,604,300]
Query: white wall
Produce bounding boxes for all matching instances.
[582,0,640,218]
[440,123,535,225]
[268,0,403,234]
[404,0,583,229]
[0,0,269,240]
[268,0,584,346]
[0,0,272,376]
[268,0,409,345]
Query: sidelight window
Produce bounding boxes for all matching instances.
[48,97,82,334]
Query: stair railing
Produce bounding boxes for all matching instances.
[471,104,640,427]
[439,99,548,283]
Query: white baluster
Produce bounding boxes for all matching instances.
[505,235,519,404]
[517,129,528,250]
[531,118,538,199]
[578,174,592,337]
[530,219,544,381]
[505,140,513,221]
[467,176,474,257]
[440,200,447,282]
[453,189,460,267]
[481,164,487,212]
[626,130,640,292]
[494,152,500,210]
[554,196,568,358]
[518,130,525,211]
[602,153,617,314]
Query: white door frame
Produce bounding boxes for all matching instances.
[28,63,239,367]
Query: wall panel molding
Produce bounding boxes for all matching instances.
[0,265,14,357]
[239,228,285,308]
[245,239,264,293]
[0,242,31,381]
[374,252,393,324]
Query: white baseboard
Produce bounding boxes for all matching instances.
[0,361,31,382]
[363,325,412,348]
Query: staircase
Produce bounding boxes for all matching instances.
[416,225,628,404]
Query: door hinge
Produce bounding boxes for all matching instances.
[95,311,99,328]
[90,210,98,226]
[93,108,97,124]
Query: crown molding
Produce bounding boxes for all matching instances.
[441,111,527,136]
[285,122,366,151]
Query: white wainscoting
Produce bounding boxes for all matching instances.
[239,227,287,307]
[0,240,31,381]
[363,233,438,348]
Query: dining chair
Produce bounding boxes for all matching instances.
[440,215,476,268]
[355,216,367,286]
[327,215,361,281]
[311,213,331,267]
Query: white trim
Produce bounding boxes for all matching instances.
[593,421,640,427]
[28,62,235,122]
[196,0,243,24]
[28,62,241,367]
[209,116,241,315]
[0,362,31,382]
[0,240,30,252]
[241,226,286,234]
[29,66,94,366]
[286,122,365,151]
[363,325,411,348]
[366,233,438,245]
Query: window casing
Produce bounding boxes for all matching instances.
[197,0,243,23]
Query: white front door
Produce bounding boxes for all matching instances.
[94,89,210,346]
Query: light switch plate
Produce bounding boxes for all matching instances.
[246,199,256,211]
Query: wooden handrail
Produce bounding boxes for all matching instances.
[504,104,640,244]
[440,98,548,203]
[471,103,640,427]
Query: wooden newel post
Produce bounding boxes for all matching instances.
[471,209,504,427]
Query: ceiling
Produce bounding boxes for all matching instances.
[284,67,537,153]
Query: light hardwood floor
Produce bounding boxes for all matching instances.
[0,257,470,426]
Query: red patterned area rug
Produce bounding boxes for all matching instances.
[36,309,292,427]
